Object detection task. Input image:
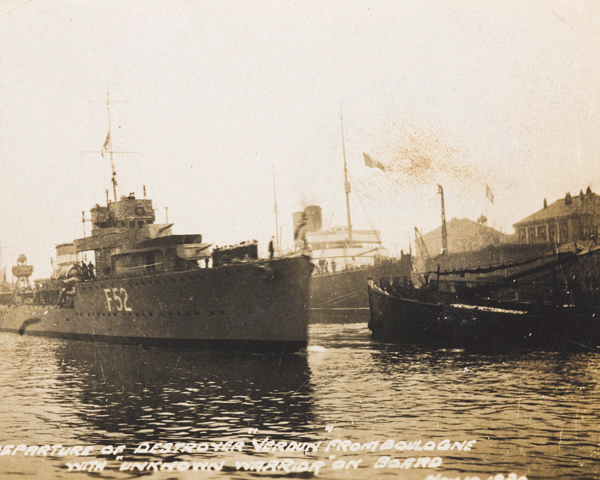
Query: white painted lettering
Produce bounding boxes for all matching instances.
[346,459,362,469]
[451,440,467,450]
[103,289,113,311]
[121,287,132,311]
[81,446,94,456]
[24,446,38,456]
[1,445,14,455]
[464,440,477,451]
[134,443,150,454]
[112,288,123,310]
[380,439,395,450]
[12,445,27,455]
[437,439,451,451]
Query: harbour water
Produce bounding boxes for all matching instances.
[0,323,599,479]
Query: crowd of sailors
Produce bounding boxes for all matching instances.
[79,261,95,280]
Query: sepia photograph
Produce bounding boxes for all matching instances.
[0,1,599,478]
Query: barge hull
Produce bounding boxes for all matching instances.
[367,280,600,351]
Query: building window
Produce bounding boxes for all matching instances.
[560,226,568,243]
[538,226,547,242]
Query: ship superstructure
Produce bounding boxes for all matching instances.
[0,94,313,349]
[75,193,206,278]
[293,205,390,273]
[0,192,313,350]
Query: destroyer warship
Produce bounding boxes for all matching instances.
[0,190,313,351]
[0,98,313,351]
[0,188,313,351]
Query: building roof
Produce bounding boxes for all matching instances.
[422,218,503,242]
[514,189,600,227]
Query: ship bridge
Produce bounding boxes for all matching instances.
[73,194,210,278]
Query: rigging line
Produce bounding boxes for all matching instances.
[320,291,361,306]
[346,169,383,246]
[422,250,577,277]
[314,174,344,261]
[1,0,33,16]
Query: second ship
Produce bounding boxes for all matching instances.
[292,204,411,323]
[289,118,412,323]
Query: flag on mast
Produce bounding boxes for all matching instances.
[102,131,111,152]
[363,153,385,171]
[486,185,494,203]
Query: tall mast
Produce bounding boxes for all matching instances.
[437,184,448,254]
[272,161,280,254]
[82,91,140,194]
[105,90,118,202]
[341,111,353,246]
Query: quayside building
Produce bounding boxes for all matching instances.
[514,187,600,247]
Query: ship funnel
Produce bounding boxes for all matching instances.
[292,205,322,240]
[304,206,322,232]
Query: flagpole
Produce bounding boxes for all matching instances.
[341,110,353,248]
[81,92,140,194]
[106,90,118,202]
[438,184,448,254]
[485,193,488,220]
[272,161,280,254]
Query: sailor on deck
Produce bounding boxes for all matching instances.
[269,237,275,259]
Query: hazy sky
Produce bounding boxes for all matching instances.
[1,0,599,277]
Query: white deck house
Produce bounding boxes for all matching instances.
[307,226,389,267]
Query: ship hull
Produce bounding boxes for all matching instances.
[367,280,600,352]
[0,256,313,352]
[307,258,412,323]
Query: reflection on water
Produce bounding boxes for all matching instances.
[54,343,313,444]
[0,324,599,479]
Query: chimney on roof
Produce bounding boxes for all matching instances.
[580,190,585,202]
[543,198,547,209]
[565,192,572,205]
